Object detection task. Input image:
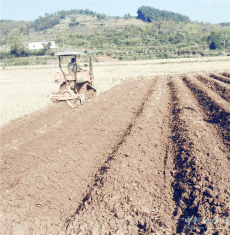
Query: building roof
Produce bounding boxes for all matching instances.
[54,51,86,56]
[28,41,56,44]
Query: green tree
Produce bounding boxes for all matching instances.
[209,29,230,49]
[59,11,66,19]
[40,42,52,55]
[9,29,25,57]
[0,51,10,59]
[1,23,12,36]
[97,14,106,19]
[124,13,131,20]
[137,6,189,23]
[71,16,76,23]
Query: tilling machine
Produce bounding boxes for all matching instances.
[50,51,96,108]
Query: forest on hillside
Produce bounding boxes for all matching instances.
[0,6,229,36]
[0,9,107,35]
[220,22,230,27]
[1,19,229,63]
[0,7,230,64]
[137,6,190,22]
[55,21,230,52]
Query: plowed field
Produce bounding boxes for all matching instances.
[0,72,230,235]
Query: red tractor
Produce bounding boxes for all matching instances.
[51,51,96,108]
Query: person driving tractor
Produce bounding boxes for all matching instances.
[67,58,77,74]
[67,57,82,74]
[52,51,96,108]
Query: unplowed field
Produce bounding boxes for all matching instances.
[1,72,230,235]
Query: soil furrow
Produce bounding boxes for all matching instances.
[196,74,230,102]
[1,72,230,235]
[0,78,157,234]
[209,73,230,84]
[182,75,230,149]
[66,76,175,234]
[220,72,230,79]
[169,75,230,234]
[65,77,158,228]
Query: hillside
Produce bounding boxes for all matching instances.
[0,14,147,51]
[0,7,230,64]
[137,5,190,22]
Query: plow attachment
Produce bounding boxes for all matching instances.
[51,88,85,108]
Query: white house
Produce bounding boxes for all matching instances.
[28,41,58,50]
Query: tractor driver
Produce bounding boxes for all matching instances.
[67,58,77,74]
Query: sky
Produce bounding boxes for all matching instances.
[0,0,229,24]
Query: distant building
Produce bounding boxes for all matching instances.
[28,41,58,50]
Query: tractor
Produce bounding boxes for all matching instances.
[50,51,96,108]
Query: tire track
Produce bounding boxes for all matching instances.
[182,75,230,148]
[196,74,230,102]
[169,75,230,234]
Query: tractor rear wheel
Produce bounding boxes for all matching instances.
[78,82,96,102]
[59,82,67,92]
[86,88,96,100]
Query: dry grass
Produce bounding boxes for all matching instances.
[1,56,229,126]
[94,56,230,93]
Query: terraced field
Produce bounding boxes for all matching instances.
[0,72,230,235]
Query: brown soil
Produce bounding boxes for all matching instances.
[209,73,230,85]
[1,73,230,235]
[220,72,230,79]
[196,74,230,102]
